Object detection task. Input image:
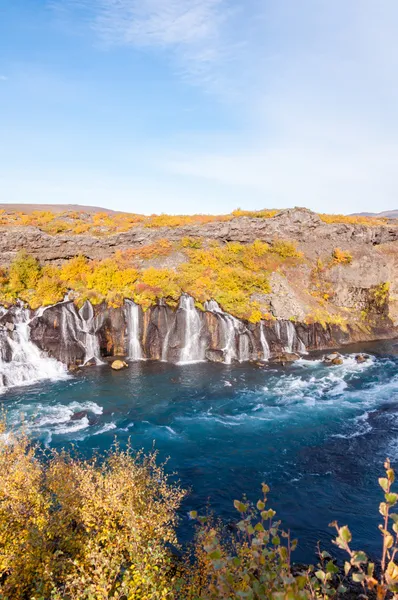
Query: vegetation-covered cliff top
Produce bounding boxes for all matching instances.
[0,206,396,329]
[0,205,394,236]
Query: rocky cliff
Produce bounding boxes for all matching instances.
[0,207,397,391]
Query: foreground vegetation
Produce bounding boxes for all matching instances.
[1,422,398,599]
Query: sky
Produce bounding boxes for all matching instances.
[1,0,398,215]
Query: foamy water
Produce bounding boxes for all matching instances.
[2,345,398,561]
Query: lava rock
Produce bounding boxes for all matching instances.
[111,360,128,370]
[84,359,97,367]
[269,352,300,364]
[355,353,370,363]
[331,357,343,365]
[323,352,343,365]
[205,349,225,363]
[70,410,88,421]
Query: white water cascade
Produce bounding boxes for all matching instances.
[161,302,173,362]
[178,295,205,363]
[78,302,103,365]
[260,322,271,361]
[284,321,307,354]
[204,300,243,364]
[0,305,68,392]
[125,300,143,360]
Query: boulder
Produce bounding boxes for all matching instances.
[84,358,97,367]
[323,352,343,365]
[111,360,128,370]
[355,353,370,363]
[269,352,300,364]
[331,357,344,365]
[70,410,87,421]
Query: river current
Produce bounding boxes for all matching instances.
[2,339,398,562]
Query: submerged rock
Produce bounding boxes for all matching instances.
[111,360,128,370]
[70,410,87,421]
[355,353,370,363]
[84,358,97,367]
[269,352,300,364]
[323,352,343,365]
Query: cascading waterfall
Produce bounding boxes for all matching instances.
[0,305,67,392]
[178,295,205,363]
[161,303,173,362]
[78,302,103,365]
[125,300,143,360]
[285,321,295,353]
[284,321,307,354]
[205,300,240,364]
[260,322,270,360]
[238,333,251,362]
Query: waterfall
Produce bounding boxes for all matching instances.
[274,320,307,354]
[205,299,239,364]
[178,295,205,363]
[161,303,173,362]
[284,321,306,354]
[238,333,251,362]
[78,302,103,365]
[125,300,143,360]
[204,299,222,313]
[285,321,295,353]
[0,305,68,392]
[260,323,270,360]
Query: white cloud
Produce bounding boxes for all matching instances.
[54,0,245,94]
[43,0,398,213]
[0,75,7,81]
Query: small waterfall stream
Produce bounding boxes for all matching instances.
[125,300,143,360]
[178,295,205,363]
[78,302,103,365]
[284,321,307,354]
[0,305,67,392]
[260,322,270,360]
[204,300,254,364]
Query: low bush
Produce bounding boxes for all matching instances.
[0,422,185,600]
[331,248,353,265]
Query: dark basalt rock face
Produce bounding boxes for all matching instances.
[96,304,127,357]
[205,349,225,363]
[29,302,86,366]
[1,295,397,370]
[142,303,174,360]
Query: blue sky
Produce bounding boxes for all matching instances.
[1,0,398,214]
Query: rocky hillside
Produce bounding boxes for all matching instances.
[0,207,398,326]
[0,205,397,378]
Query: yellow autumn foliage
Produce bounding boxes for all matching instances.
[0,422,185,600]
[0,238,303,321]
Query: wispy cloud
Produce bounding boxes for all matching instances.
[44,0,398,213]
[0,75,8,81]
[53,0,245,94]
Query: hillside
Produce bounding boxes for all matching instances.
[0,203,119,215]
[0,206,397,330]
[353,209,398,218]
